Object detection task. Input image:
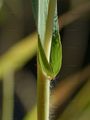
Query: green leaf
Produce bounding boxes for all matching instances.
[50,6,62,76]
[38,0,50,45]
[37,0,62,79]
[38,36,54,79]
[32,0,62,79]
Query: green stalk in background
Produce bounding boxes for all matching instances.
[2,70,14,120]
[32,0,62,120]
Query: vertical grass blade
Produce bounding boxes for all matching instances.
[2,70,14,120]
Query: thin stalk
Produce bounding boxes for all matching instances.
[37,0,57,120]
[2,70,14,120]
[37,65,50,120]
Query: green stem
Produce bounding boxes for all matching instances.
[37,65,50,120]
[2,70,14,120]
[37,1,57,120]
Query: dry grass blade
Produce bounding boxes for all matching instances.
[57,78,90,120]
[50,66,90,114]
[0,33,37,79]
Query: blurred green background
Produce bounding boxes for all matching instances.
[0,0,90,120]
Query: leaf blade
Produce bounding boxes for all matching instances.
[37,0,62,79]
[50,7,62,76]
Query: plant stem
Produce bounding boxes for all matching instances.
[2,70,14,120]
[37,65,50,120]
[37,1,57,120]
